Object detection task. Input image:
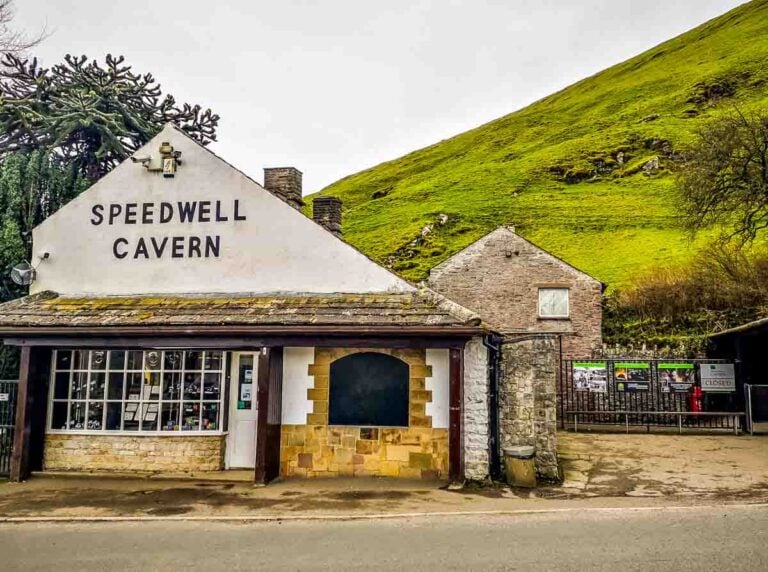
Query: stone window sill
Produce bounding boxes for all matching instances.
[46,430,227,437]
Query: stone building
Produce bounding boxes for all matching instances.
[428,227,604,479]
[0,124,492,484]
[428,227,604,359]
[0,126,592,485]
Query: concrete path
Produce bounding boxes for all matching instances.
[1,505,766,571]
[557,432,768,498]
[1,433,766,519]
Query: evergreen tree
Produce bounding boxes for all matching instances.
[0,54,220,377]
[0,53,219,181]
[0,151,88,377]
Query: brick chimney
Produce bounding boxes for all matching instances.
[312,196,343,237]
[263,167,304,210]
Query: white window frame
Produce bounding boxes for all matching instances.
[47,349,227,436]
[538,287,570,319]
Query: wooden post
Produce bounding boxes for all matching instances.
[449,346,464,485]
[265,347,283,482]
[254,347,283,484]
[10,347,52,482]
[10,347,31,482]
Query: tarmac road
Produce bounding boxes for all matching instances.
[1,505,766,571]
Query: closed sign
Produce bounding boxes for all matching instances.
[700,363,736,392]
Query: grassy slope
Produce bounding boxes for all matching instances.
[310,0,768,289]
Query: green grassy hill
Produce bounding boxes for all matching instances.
[310,0,768,289]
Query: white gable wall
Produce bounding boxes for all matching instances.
[31,125,413,296]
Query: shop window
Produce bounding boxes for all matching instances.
[538,287,570,319]
[49,349,225,433]
[328,352,409,427]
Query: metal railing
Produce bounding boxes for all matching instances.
[0,379,18,476]
[559,359,742,432]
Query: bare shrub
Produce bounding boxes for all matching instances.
[677,110,768,243]
[621,245,768,320]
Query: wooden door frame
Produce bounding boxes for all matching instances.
[254,347,283,484]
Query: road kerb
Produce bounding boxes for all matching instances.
[1,503,767,523]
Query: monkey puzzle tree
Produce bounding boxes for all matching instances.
[0,53,219,181]
[0,54,219,377]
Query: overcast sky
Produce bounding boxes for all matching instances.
[16,0,746,194]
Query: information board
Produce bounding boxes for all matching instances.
[699,363,735,392]
[658,363,695,393]
[573,362,608,393]
[614,362,650,392]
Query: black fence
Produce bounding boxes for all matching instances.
[0,380,18,476]
[559,359,743,432]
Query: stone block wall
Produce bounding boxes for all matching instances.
[498,335,560,480]
[44,434,225,472]
[280,426,448,478]
[428,227,603,359]
[280,347,449,479]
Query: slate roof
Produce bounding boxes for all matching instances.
[0,290,485,333]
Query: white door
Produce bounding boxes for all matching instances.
[226,352,258,469]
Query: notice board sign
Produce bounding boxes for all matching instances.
[658,363,695,393]
[573,362,608,393]
[614,362,650,391]
[700,363,735,392]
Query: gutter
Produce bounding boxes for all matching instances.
[482,333,503,481]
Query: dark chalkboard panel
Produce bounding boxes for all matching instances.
[329,352,409,427]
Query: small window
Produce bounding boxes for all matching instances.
[538,288,569,318]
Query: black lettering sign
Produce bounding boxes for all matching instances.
[205,235,220,258]
[133,237,149,259]
[188,236,202,257]
[234,199,246,221]
[198,201,211,222]
[91,204,104,225]
[125,203,138,225]
[160,202,173,223]
[94,198,247,261]
[177,202,197,223]
[150,237,168,257]
[171,236,185,258]
[113,238,128,259]
[109,204,122,225]
[215,200,228,222]
[142,203,155,224]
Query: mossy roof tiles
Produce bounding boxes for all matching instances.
[0,290,484,330]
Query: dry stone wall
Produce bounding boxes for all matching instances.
[498,335,560,480]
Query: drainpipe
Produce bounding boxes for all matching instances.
[483,333,503,481]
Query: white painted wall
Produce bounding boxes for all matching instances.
[281,347,315,424]
[425,349,449,429]
[31,124,413,296]
[463,336,489,481]
[280,347,452,429]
